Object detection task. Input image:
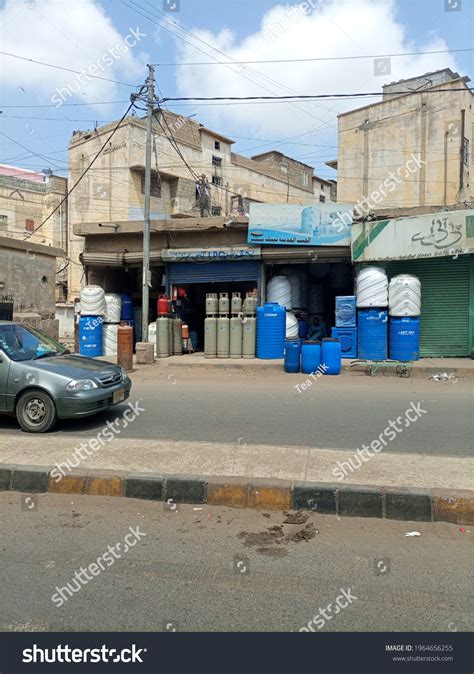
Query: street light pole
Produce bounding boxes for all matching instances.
[142,63,155,342]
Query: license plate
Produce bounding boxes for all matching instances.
[113,388,125,404]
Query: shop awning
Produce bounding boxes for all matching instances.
[261,246,351,263]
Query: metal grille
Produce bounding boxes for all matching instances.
[97,371,122,388]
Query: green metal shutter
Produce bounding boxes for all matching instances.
[378,257,472,357]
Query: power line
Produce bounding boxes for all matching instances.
[0,101,130,109]
[155,47,474,66]
[23,98,139,241]
[0,51,138,87]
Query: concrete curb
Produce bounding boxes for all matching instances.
[1,464,473,525]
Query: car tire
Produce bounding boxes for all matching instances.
[16,389,57,433]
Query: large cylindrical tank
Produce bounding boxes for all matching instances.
[284,338,301,373]
[321,338,342,375]
[205,293,218,315]
[356,267,388,308]
[104,293,121,323]
[103,323,119,356]
[156,316,170,358]
[231,293,242,315]
[267,275,292,309]
[80,286,106,317]
[173,317,183,355]
[218,293,229,315]
[286,311,299,338]
[256,303,286,359]
[301,340,321,374]
[117,324,133,371]
[281,267,302,308]
[217,316,230,358]
[388,275,421,317]
[148,321,157,356]
[120,292,134,320]
[242,316,256,358]
[78,316,103,357]
[389,316,420,361]
[204,317,217,358]
[357,309,388,361]
[230,316,243,358]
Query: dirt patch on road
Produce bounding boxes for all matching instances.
[238,512,318,556]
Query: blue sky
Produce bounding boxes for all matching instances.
[0,0,472,181]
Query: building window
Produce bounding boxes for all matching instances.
[319,195,326,203]
[0,215,7,231]
[214,141,221,150]
[321,184,325,191]
[211,175,223,186]
[462,138,469,165]
[211,206,222,216]
[212,155,222,167]
[140,175,161,197]
[302,171,309,187]
[25,218,34,232]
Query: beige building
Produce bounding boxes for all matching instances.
[335,69,473,218]
[0,165,68,300]
[67,111,333,298]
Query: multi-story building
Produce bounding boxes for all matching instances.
[0,165,68,300]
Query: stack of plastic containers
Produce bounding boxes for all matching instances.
[103,293,121,356]
[388,275,421,361]
[356,267,388,361]
[331,295,357,359]
[79,286,106,357]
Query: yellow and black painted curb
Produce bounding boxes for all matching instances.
[1,463,472,525]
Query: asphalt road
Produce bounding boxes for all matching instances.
[1,492,472,633]
[0,369,471,456]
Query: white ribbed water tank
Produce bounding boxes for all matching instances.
[103,323,119,356]
[280,267,302,308]
[308,284,324,313]
[285,311,299,338]
[356,267,388,308]
[104,293,121,323]
[389,275,421,316]
[80,285,106,316]
[267,275,292,309]
[148,321,157,356]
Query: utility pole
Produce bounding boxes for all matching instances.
[142,64,155,342]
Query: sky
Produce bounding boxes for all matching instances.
[0,0,473,182]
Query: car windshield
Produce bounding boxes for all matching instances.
[0,324,66,362]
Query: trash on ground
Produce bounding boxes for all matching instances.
[283,510,309,525]
[430,372,457,382]
[404,531,421,537]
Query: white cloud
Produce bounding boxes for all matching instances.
[172,0,459,148]
[0,0,148,109]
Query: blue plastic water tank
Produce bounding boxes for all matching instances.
[321,338,342,375]
[357,309,388,361]
[120,293,133,320]
[284,338,301,373]
[389,316,420,361]
[331,327,357,358]
[335,295,356,327]
[298,318,308,339]
[256,303,286,359]
[79,315,103,357]
[301,340,321,374]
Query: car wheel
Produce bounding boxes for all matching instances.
[16,389,57,433]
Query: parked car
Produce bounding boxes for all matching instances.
[0,321,131,433]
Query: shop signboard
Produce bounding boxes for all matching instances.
[162,246,261,262]
[247,203,353,246]
[352,209,474,262]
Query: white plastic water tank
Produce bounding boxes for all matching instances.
[104,293,121,323]
[280,267,302,308]
[80,286,106,316]
[103,323,119,356]
[308,284,324,313]
[389,275,421,316]
[148,321,157,356]
[356,267,388,308]
[267,275,292,309]
[285,311,299,338]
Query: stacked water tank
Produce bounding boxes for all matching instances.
[331,295,357,359]
[356,267,388,361]
[103,293,121,356]
[79,286,106,357]
[388,275,421,361]
[266,273,299,339]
